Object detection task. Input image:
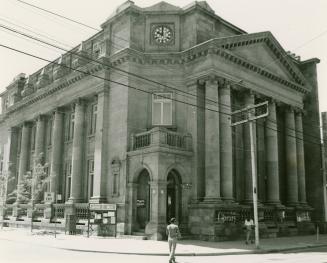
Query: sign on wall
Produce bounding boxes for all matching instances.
[44,192,55,203]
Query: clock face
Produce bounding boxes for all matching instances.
[153,25,173,44]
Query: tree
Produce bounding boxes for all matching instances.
[0,170,12,228]
[6,153,51,231]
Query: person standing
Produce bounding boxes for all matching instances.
[244,216,254,244]
[166,218,181,263]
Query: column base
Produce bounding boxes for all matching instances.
[145,221,167,240]
[265,201,284,209]
[286,202,300,208]
[202,197,222,204]
[89,196,107,204]
[66,197,84,204]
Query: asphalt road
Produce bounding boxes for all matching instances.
[1,238,326,263]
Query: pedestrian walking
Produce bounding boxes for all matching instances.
[244,216,254,244]
[166,217,181,263]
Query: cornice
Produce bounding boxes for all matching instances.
[1,33,310,120]
[3,63,104,117]
[118,42,309,94]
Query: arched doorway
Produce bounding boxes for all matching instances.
[167,170,182,223]
[136,169,150,230]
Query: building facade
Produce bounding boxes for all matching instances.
[0,1,325,240]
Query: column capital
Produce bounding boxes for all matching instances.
[73,97,87,107]
[205,76,218,86]
[294,107,305,115]
[52,107,65,115]
[23,121,33,127]
[8,126,19,133]
[35,114,47,122]
[185,79,199,88]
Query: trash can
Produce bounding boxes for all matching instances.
[65,215,76,235]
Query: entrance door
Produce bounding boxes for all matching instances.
[167,171,181,222]
[136,170,150,230]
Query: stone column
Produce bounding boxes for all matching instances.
[68,99,86,203]
[18,122,32,184]
[34,115,46,163]
[265,100,280,204]
[126,182,138,234]
[257,117,265,202]
[204,78,220,201]
[145,180,167,240]
[4,127,19,202]
[285,107,298,205]
[91,90,109,203]
[233,90,244,202]
[243,92,256,203]
[295,110,307,204]
[50,109,64,194]
[219,80,233,200]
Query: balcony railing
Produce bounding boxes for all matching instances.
[131,127,192,151]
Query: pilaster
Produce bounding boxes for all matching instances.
[91,89,109,203]
[204,77,221,202]
[285,106,299,206]
[295,109,307,205]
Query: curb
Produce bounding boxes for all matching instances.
[58,243,327,257]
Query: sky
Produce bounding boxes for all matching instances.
[0,0,326,111]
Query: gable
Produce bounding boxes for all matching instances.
[144,1,181,12]
[231,42,294,82]
[215,32,307,86]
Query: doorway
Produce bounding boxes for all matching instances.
[166,170,182,223]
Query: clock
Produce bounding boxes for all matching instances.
[152,25,174,44]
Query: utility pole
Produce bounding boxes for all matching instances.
[231,100,269,249]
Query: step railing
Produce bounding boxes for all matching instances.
[75,203,89,220]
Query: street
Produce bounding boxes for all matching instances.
[1,237,326,263]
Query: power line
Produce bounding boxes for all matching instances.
[16,0,99,32]
[0,22,322,144]
[11,0,327,134]
[14,0,326,131]
[0,43,323,148]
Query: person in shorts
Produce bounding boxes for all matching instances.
[166,217,181,263]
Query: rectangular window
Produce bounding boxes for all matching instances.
[113,173,119,195]
[64,162,72,201]
[0,156,3,174]
[47,118,53,146]
[87,159,94,199]
[44,166,50,191]
[64,112,74,142]
[152,93,172,126]
[89,104,97,135]
[17,129,22,154]
[30,125,36,151]
[70,113,75,140]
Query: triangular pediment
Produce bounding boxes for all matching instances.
[144,1,182,12]
[216,32,306,86]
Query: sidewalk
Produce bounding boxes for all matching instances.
[0,227,326,256]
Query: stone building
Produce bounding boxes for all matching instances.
[0,1,325,240]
